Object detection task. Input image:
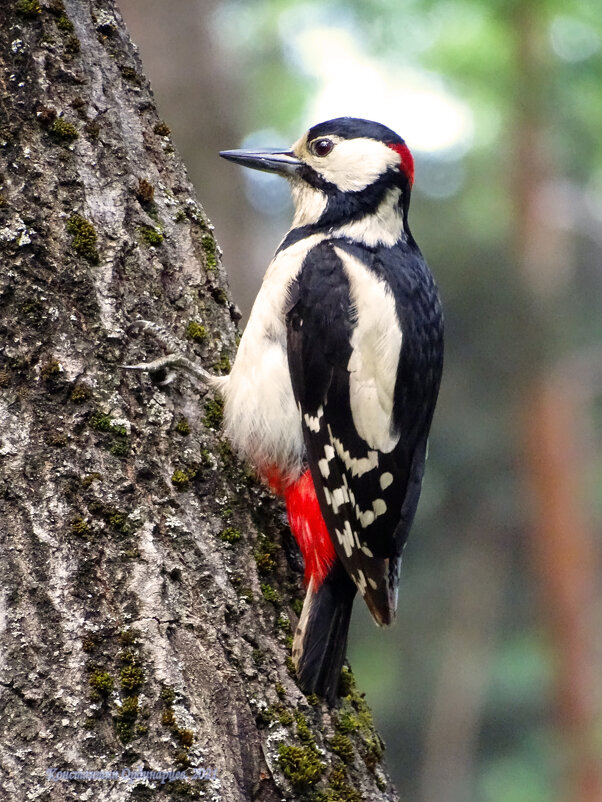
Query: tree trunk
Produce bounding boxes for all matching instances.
[0,2,398,800]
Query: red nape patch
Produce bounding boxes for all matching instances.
[284,470,335,587]
[388,142,414,186]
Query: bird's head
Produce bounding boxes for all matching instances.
[221,117,415,244]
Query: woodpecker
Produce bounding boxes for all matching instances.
[128,117,443,704]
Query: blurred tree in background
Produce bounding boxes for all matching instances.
[121,1,602,800]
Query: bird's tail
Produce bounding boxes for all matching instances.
[292,561,357,705]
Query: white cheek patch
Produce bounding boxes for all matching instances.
[307,138,400,193]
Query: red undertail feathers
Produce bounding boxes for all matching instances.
[284,469,335,586]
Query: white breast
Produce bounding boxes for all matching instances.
[221,233,327,482]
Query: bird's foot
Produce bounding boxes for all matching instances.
[123,320,215,386]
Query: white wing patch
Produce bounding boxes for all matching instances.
[356,498,388,528]
[319,427,389,530]
[373,498,387,516]
[358,509,375,528]
[379,472,394,490]
[335,247,403,453]
[354,569,368,596]
[328,427,379,478]
[304,405,324,433]
[335,520,360,558]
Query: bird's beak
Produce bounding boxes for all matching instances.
[219,148,302,177]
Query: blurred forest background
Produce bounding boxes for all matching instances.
[118,1,602,800]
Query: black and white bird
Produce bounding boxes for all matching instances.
[128,117,444,704]
[218,117,444,703]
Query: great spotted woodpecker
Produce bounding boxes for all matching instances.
[128,117,443,704]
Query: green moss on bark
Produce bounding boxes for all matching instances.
[277,743,325,790]
[66,214,99,264]
[138,225,163,246]
[49,119,79,143]
[16,0,41,19]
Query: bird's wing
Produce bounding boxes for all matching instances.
[286,239,431,625]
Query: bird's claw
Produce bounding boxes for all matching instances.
[121,356,180,385]
[123,320,216,385]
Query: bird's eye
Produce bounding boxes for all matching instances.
[311,138,334,157]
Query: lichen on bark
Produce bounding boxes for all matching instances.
[0,1,399,800]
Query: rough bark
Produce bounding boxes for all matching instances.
[0,2,399,801]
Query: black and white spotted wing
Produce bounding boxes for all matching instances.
[286,237,443,625]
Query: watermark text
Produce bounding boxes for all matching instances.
[46,767,218,784]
